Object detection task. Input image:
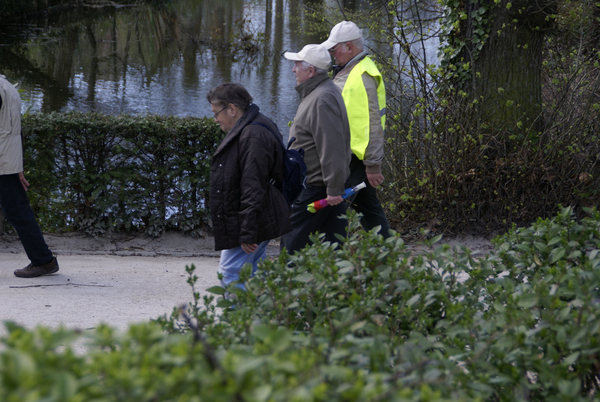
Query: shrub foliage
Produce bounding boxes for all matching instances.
[21,112,223,236]
[2,208,600,401]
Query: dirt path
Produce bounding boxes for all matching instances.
[0,233,236,337]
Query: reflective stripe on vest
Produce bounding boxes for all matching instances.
[341,57,386,160]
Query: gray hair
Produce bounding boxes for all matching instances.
[206,83,253,112]
[300,61,327,75]
[350,37,364,51]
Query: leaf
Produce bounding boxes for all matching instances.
[206,286,225,295]
[406,294,421,306]
[338,266,354,275]
[394,280,412,293]
[271,329,293,353]
[429,234,443,244]
[336,260,354,269]
[217,299,235,308]
[558,379,581,397]
[250,385,273,402]
[517,294,537,308]
[377,250,390,261]
[468,382,495,393]
[423,369,442,381]
[488,375,512,384]
[293,273,314,283]
[236,357,266,376]
[548,236,562,246]
[349,321,367,332]
[549,247,566,264]
[51,372,78,400]
[562,352,580,367]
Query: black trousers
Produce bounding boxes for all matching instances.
[345,155,392,238]
[0,173,53,265]
[280,185,348,254]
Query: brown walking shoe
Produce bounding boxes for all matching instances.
[14,256,59,278]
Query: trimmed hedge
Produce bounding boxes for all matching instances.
[21,112,224,236]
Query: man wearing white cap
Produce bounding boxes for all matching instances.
[280,44,351,253]
[322,21,391,239]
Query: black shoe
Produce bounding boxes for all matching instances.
[14,256,59,278]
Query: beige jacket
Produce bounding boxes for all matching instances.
[0,75,23,175]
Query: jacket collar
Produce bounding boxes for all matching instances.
[332,50,368,77]
[295,73,329,99]
[214,103,260,155]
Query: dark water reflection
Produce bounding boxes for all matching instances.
[0,0,330,137]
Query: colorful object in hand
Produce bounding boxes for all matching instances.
[307,182,367,213]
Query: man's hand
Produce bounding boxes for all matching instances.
[326,195,343,206]
[18,172,29,192]
[367,172,384,188]
[241,242,258,254]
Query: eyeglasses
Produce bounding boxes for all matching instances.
[213,105,229,119]
[329,43,344,53]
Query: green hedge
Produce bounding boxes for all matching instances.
[1,208,600,400]
[21,112,224,236]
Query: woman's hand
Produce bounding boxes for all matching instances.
[241,243,258,254]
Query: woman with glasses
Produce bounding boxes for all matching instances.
[206,83,292,294]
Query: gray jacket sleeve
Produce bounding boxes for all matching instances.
[312,96,350,196]
[362,72,385,173]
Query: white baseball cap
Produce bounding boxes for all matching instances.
[283,44,331,70]
[321,21,362,49]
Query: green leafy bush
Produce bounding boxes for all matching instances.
[2,207,600,401]
[21,112,223,236]
[170,207,600,401]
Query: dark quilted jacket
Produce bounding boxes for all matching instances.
[209,104,293,251]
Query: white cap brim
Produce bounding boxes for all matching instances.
[283,51,303,61]
[320,39,337,49]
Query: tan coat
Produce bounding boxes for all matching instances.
[0,75,23,175]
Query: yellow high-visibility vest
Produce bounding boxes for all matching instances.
[341,57,386,160]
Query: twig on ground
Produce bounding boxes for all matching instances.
[9,283,113,289]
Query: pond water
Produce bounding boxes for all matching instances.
[0,0,333,136]
[0,0,440,138]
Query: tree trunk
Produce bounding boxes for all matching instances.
[458,0,557,133]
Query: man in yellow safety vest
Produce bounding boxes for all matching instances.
[321,21,391,239]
